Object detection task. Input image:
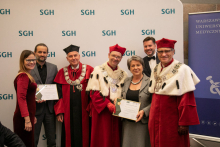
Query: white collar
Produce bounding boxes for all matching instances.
[71,64,79,69]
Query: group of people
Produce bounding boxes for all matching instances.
[10,36,200,147]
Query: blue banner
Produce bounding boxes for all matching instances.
[188,11,220,138]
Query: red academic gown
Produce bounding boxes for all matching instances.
[54,63,93,147]
[148,92,200,147]
[88,63,121,147]
[89,92,121,147]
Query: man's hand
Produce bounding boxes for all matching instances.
[34,117,37,124]
[136,110,144,122]
[107,103,116,114]
[178,126,189,135]
[57,113,64,122]
[36,99,46,103]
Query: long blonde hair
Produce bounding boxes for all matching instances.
[18,50,35,83]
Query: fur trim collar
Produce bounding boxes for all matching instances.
[86,62,127,101]
[148,59,200,96]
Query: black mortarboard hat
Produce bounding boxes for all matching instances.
[63,44,80,54]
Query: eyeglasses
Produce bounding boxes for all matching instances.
[157,49,173,54]
[25,59,36,63]
[111,54,122,60]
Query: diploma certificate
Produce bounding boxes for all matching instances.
[113,98,141,121]
[36,84,59,101]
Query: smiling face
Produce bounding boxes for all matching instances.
[108,51,122,69]
[35,45,48,63]
[157,47,175,66]
[143,40,156,57]
[24,54,36,72]
[66,51,80,68]
[130,60,143,77]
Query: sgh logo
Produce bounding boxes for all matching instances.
[40,9,54,15]
[121,9,134,15]
[0,94,13,100]
[19,31,33,36]
[123,50,135,56]
[0,52,12,58]
[161,9,175,14]
[102,30,116,36]
[142,30,155,35]
[47,52,55,57]
[0,9,10,15]
[81,9,95,15]
[62,31,76,36]
[82,51,96,57]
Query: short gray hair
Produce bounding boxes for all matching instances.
[127,55,144,70]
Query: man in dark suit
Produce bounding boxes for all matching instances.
[31,43,58,147]
[143,37,160,77]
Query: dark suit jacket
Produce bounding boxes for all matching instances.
[0,122,25,147]
[30,62,58,115]
[121,74,152,124]
[143,55,160,77]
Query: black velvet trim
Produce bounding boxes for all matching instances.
[162,83,166,89]
[90,74,93,79]
[96,74,99,80]
[100,92,106,101]
[104,77,108,84]
[149,80,152,87]
[176,80,179,89]
[116,84,119,88]
[120,83,124,87]
[86,91,90,96]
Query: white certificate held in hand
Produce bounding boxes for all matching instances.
[113,98,141,121]
[36,84,59,101]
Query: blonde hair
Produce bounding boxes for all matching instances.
[18,50,35,83]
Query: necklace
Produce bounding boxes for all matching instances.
[63,64,87,91]
[131,75,143,85]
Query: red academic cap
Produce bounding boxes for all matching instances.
[109,44,126,55]
[156,38,177,49]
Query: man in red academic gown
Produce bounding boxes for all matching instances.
[148,38,200,147]
[86,44,127,147]
[54,45,93,147]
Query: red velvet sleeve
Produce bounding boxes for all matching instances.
[177,91,200,126]
[90,91,110,114]
[54,98,65,115]
[16,74,30,117]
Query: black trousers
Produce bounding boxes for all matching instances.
[34,103,56,147]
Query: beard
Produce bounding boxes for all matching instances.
[37,56,46,62]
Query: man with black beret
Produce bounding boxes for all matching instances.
[54,45,93,147]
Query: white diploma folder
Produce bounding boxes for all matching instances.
[36,84,59,101]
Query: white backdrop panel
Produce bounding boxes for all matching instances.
[0,0,183,146]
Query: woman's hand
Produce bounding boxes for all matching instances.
[136,110,145,122]
[24,116,32,132]
[114,98,118,105]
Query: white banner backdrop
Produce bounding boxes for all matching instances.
[0,0,183,146]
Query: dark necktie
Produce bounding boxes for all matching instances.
[147,56,155,61]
